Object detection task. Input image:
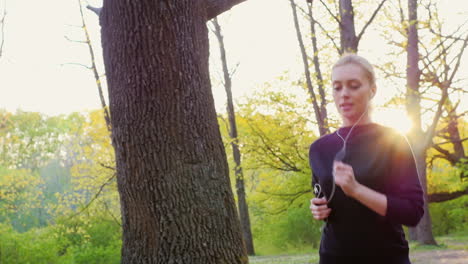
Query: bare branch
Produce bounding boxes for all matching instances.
[318,0,341,25]
[0,2,6,59]
[357,0,388,42]
[428,188,468,203]
[433,137,468,147]
[206,0,249,20]
[79,0,112,134]
[64,35,87,44]
[61,62,92,69]
[423,86,448,148]
[260,189,311,215]
[68,173,116,219]
[99,162,115,171]
[315,18,341,54]
[258,189,311,197]
[86,5,101,16]
[447,35,468,84]
[294,1,340,53]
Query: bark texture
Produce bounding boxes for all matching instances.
[339,0,358,53]
[100,1,247,263]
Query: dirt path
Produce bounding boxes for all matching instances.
[249,250,468,264]
[410,250,468,264]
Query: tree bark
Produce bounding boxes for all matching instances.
[100,1,248,263]
[406,0,436,245]
[413,146,437,244]
[338,0,358,53]
[211,17,255,256]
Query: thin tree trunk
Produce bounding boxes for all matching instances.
[289,0,328,136]
[211,17,255,256]
[338,0,358,53]
[78,0,111,134]
[307,1,329,135]
[100,1,248,263]
[406,0,436,245]
[413,146,437,244]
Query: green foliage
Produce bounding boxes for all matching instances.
[430,195,468,236]
[0,167,45,231]
[0,215,121,264]
[0,223,61,264]
[251,198,322,255]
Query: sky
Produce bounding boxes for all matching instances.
[0,0,466,133]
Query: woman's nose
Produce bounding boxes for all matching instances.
[341,87,351,97]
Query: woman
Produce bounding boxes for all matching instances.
[308,53,424,264]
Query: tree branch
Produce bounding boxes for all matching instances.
[357,0,387,42]
[295,1,340,53]
[61,62,92,69]
[0,2,6,59]
[68,173,116,219]
[64,35,87,44]
[428,188,468,203]
[206,0,249,20]
[86,5,101,16]
[318,0,341,25]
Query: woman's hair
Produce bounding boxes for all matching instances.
[332,53,376,87]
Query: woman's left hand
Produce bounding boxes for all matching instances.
[333,161,360,197]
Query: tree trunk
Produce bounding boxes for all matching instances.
[406,0,436,245]
[212,17,255,256]
[290,0,328,136]
[100,1,247,263]
[413,146,437,244]
[307,2,329,135]
[339,0,358,53]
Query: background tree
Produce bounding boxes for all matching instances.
[287,0,387,137]
[65,0,110,133]
[99,0,249,262]
[379,0,468,244]
[210,17,255,255]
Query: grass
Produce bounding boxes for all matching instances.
[249,254,318,264]
[410,232,468,251]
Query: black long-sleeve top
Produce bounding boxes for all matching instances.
[308,123,424,258]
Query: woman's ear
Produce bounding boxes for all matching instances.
[370,86,377,99]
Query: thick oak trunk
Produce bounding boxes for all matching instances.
[100,1,247,263]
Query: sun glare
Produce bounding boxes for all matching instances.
[373,108,412,135]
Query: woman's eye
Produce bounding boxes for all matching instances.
[333,86,342,91]
[350,82,361,89]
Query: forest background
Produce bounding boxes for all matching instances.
[0,0,466,263]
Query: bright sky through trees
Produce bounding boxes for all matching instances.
[0,0,466,135]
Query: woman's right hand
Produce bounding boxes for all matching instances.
[310,197,332,220]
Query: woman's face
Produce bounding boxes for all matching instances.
[332,63,376,124]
